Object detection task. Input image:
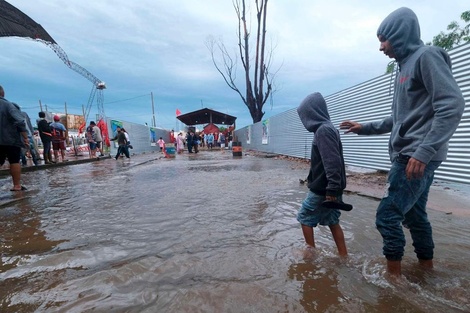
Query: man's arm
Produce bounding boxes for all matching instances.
[340,116,393,135]
[8,103,29,147]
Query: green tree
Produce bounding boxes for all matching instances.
[428,10,470,50]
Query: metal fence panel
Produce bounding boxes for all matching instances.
[105,117,170,156]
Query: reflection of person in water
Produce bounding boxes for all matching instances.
[288,262,343,312]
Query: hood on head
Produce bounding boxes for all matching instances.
[297,92,330,133]
[377,7,423,62]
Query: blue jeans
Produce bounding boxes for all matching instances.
[115,145,130,158]
[42,140,51,161]
[297,191,341,227]
[376,159,441,261]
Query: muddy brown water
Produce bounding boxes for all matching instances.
[1,151,469,312]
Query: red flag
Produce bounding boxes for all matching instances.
[176,109,181,116]
[78,121,86,135]
[97,119,111,147]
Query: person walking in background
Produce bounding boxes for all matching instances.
[121,128,133,152]
[157,137,165,153]
[111,127,130,159]
[18,109,39,166]
[90,121,104,157]
[186,131,198,153]
[85,123,97,158]
[340,7,465,277]
[50,115,68,162]
[176,133,185,154]
[0,85,30,191]
[218,132,226,151]
[207,133,214,150]
[296,92,348,257]
[37,111,54,164]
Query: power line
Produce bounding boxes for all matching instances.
[104,93,151,105]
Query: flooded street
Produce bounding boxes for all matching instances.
[1,151,469,312]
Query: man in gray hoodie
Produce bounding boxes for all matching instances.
[340,7,465,277]
[297,92,347,257]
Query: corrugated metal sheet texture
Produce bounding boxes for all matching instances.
[105,117,170,156]
[235,42,470,184]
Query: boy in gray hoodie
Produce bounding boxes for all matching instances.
[340,7,465,277]
[297,92,347,257]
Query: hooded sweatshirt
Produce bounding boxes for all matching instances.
[0,96,27,147]
[297,93,346,197]
[359,7,465,164]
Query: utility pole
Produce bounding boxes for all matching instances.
[151,92,156,127]
[64,102,69,145]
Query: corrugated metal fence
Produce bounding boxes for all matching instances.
[235,42,470,184]
[105,117,171,156]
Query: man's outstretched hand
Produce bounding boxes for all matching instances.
[339,120,362,134]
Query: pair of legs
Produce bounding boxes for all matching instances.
[298,191,347,256]
[96,142,104,156]
[115,145,130,159]
[53,149,66,162]
[20,147,38,166]
[89,142,97,158]
[376,160,440,277]
[52,141,67,162]
[0,145,24,191]
[301,223,347,256]
[42,140,54,164]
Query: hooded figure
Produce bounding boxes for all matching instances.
[340,7,465,276]
[369,7,465,164]
[297,92,346,197]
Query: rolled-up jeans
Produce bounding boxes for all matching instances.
[376,158,441,261]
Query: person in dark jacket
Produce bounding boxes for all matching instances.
[0,85,29,191]
[340,7,465,277]
[110,127,129,159]
[186,131,198,153]
[37,111,54,164]
[296,92,347,257]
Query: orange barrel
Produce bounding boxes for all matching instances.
[232,142,242,157]
[165,143,176,158]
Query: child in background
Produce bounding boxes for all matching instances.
[157,137,165,152]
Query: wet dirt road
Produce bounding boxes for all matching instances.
[1,151,469,312]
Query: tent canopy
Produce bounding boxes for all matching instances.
[177,108,236,126]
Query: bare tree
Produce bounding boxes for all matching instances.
[206,0,277,124]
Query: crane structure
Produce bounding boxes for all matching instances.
[46,42,106,123]
[0,0,106,124]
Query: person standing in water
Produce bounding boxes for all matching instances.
[340,7,464,277]
[297,92,348,257]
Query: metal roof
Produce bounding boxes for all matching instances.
[176,108,237,126]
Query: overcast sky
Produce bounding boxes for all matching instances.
[1,0,468,129]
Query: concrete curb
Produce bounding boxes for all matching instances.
[0,155,112,177]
